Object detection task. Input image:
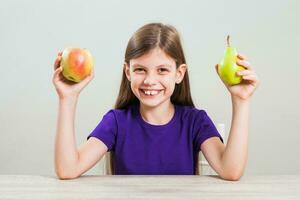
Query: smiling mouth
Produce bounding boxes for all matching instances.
[139,89,163,96]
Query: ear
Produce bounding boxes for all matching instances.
[123,62,131,82]
[175,64,187,84]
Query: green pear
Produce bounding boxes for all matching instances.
[218,35,245,85]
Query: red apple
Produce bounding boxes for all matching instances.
[61,47,94,83]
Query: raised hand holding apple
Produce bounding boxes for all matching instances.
[61,47,94,83]
[52,48,94,100]
[215,36,259,101]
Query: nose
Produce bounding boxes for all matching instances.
[143,73,157,86]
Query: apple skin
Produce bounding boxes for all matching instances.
[61,47,94,83]
[218,46,245,85]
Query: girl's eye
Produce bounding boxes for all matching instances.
[134,68,145,72]
[158,68,168,73]
[133,67,168,73]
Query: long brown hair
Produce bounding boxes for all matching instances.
[114,23,194,109]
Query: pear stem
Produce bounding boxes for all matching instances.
[227,35,231,47]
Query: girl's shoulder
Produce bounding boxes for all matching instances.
[176,104,207,116]
[175,104,211,122]
[102,103,139,119]
[175,105,217,133]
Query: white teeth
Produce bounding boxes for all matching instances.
[143,90,160,96]
[150,91,158,95]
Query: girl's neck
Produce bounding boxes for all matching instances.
[139,100,175,126]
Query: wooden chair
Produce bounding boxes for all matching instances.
[103,123,226,175]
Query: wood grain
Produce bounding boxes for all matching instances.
[0,175,299,199]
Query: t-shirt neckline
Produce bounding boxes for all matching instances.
[135,103,178,131]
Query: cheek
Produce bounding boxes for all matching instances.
[164,74,176,85]
[130,76,143,89]
[161,77,176,92]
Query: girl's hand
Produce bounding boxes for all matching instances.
[52,52,94,100]
[215,54,260,101]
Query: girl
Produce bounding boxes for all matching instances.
[53,23,259,180]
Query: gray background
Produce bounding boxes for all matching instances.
[0,0,299,176]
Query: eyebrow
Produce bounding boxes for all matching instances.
[132,64,172,68]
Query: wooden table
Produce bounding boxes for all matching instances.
[0,175,299,199]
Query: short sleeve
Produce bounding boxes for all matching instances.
[193,110,224,151]
[87,110,117,151]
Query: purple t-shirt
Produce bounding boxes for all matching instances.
[87,103,223,175]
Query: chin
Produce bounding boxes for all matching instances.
[140,101,161,108]
[139,98,170,109]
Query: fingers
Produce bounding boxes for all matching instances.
[54,66,62,77]
[54,57,62,71]
[236,70,253,76]
[52,66,63,83]
[237,69,257,79]
[241,74,256,80]
[236,60,252,70]
[238,70,259,86]
[54,57,61,70]
[241,74,259,84]
[54,51,63,70]
[237,53,253,70]
[237,53,247,60]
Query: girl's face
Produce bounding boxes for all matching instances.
[124,47,186,108]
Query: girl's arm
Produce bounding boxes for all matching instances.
[53,53,107,180]
[54,97,108,180]
[54,97,80,179]
[220,97,249,180]
[201,54,259,181]
[200,98,249,181]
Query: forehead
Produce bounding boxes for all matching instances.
[129,47,175,68]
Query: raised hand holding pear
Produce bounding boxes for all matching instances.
[218,35,245,85]
[216,36,260,101]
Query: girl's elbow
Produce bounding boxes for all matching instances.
[55,169,80,180]
[224,174,242,181]
[56,173,79,180]
[220,170,244,181]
